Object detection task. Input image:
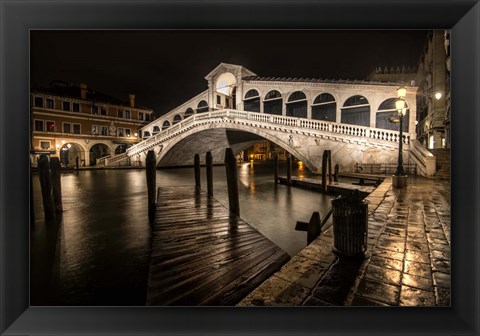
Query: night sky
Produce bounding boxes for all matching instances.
[31,30,429,116]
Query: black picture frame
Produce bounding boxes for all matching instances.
[1,0,479,335]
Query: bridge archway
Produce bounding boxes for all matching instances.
[376,98,410,132]
[59,142,86,167]
[89,143,110,166]
[263,90,282,115]
[155,122,316,172]
[312,93,336,121]
[286,91,307,118]
[341,95,370,127]
[243,89,260,112]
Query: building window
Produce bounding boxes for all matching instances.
[264,90,283,115]
[173,114,182,124]
[125,129,131,137]
[217,95,222,105]
[185,108,194,117]
[92,105,99,115]
[101,106,107,116]
[40,141,51,149]
[139,112,144,120]
[34,96,43,107]
[244,89,260,112]
[100,126,108,135]
[46,121,55,132]
[117,109,123,118]
[73,124,81,134]
[34,120,44,131]
[162,120,171,130]
[118,127,125,137]
[63,123,71,133]
[62,101,71,111]
[125,110,131,119]
[46,98,54,109]
[92,125,107,135]
[145,114,150,121]
[73,102,80,112]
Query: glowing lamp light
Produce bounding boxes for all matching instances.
[435,92,442,100]
[67,143,71,148]
[134,133,138,137]
[397,86,407,99]
[395,99,406,111]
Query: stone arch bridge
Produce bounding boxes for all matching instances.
[103,109,433,176]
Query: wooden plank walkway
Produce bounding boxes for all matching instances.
[277,175,375,197]
[147,186,290,306]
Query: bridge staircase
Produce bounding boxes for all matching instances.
[429,148,450,179]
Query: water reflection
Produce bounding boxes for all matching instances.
[31,161,335,305]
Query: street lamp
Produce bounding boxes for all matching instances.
[393,87,408,187]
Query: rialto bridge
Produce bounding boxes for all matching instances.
[101,63,436,176]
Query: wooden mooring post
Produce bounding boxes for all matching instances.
[274,152,279,184]
[286,154,292,185]
[334,164,339,182]
[321,150,332,193]
[50,157,63,213]
[224,148,240,216]
[194,153,201,190]
[146,150,156,222]
[206,151,213,196]
[38,154,55,220]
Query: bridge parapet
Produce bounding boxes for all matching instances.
[124,109,410,161]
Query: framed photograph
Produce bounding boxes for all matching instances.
[1,0,479,335]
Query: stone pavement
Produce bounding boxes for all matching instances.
[237,176,451,306]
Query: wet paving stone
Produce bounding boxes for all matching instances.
[434,287,451,306]
[275,256,330,290]
[363,264,402,286]
[430,242,450,253]
[377,237,405,253]
[369,255,403,271]
[431,249,450,261]
[431,259,450,274]
[432,272,450,289]
[405,250,431,264]
[400,286,436,306]
[303,296,334,306]
[355,278,399,306]
[383,227,406,238]
[405,241,429,252]
[404,260,432,279]
[372,247,404,261]
[401,273,433,292]
[351,295,389,306]
[238,275,310,306]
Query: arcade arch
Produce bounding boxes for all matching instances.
[311,93,336,121]
[341,95,370,127]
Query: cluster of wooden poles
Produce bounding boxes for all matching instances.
[146,148,241,223]
[36,155,63,220]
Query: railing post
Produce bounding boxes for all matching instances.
[206,151,213,196]
[225,148,240,216]
[146,150,156,223]
[194,153,201,190]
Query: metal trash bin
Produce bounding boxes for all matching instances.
[331,190,368,257]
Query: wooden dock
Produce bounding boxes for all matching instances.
[277,176,375,197]
[146,186,290,306]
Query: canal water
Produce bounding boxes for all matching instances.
[31,161,336,306]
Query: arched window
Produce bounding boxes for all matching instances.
[263,90,282,115]
[162,120,171,130]
[172,114,182,124]
[376,98,409,132]
[197,100,209,113]
[142,131,151,139]
[115,144,127,155]
[286,91,307,118]
[341,95,370,126]
[312,93,336,121]
[185,108,194,117]
[243,89,260,112]
[152,126,160,135]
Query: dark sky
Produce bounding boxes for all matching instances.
[31,30,429,116]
